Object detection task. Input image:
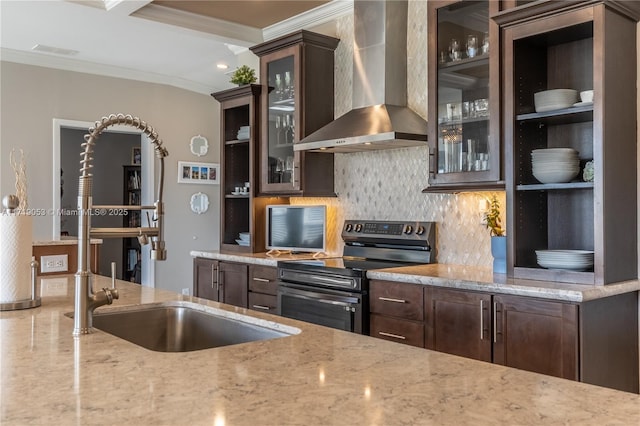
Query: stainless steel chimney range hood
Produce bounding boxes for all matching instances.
[294,0,427,153]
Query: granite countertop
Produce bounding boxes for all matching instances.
[2,275,639,425]
[33,237,103,246]
[190,249,337,267]
[190,251,640,302]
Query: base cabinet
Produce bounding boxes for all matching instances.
[370,280,638,393]
[193,258,248,308]
[248,265,278,313]
[369,281,425,348]
[492,294,578,380]
[426,288,492,362]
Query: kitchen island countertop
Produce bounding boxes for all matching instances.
[1,275,639,425]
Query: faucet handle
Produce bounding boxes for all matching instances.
[111,261,117,289]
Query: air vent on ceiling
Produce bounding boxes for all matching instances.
[32,44,79,56]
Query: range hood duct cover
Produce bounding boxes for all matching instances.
[295,0,428,153]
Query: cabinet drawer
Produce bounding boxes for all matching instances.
[249,265,278,295]
[370,280,424,321]
[248,292,278,313]
[370,314,424,348]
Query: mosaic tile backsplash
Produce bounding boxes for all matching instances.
[294,3,504,268]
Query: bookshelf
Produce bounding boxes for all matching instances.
[123,165,141,282]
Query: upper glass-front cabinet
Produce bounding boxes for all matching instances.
[251,30,339,197]
[426,0,502,191]
[266,54,296,188]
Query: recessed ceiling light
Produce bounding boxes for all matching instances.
[32,44,79,56]
[217,63,229,70]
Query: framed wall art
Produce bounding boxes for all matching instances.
[177,161,219,184]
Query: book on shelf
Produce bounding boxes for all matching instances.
[128,170,141,190]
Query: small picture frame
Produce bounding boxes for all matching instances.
[177,161,219,184]
[132,147,142,165]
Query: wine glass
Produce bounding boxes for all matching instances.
[466,35,478,58]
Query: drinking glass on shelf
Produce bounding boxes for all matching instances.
[284,71,293,99]
[275,73,283,100]
[275,115,282,145]
[466,35,478,58]
[481,32,490,55]
[449,39,462,61]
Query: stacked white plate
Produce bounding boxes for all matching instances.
[531,148,580,183]
[237,126,250,140]
[235,232,250,246]
[534,89,578,112]
[535,250,594,271]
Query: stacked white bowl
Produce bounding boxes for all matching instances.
[534,89,578,112]
[535,250,594,271]
[531,148,580,184]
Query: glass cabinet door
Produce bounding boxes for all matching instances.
[427,0,501,189]
[266,54,297,189]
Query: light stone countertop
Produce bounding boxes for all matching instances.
[190,251,640,303]
[190,249,338,267]
[1,275,640,425]
[33,237,103,246]
[368,263,640,302]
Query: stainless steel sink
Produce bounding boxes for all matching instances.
[67,301,299,352]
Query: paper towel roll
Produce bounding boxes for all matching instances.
[0,214,33,302]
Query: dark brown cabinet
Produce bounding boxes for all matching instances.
[425,0,504,192]
[370,280,638,393]
[248,265,278,313]
[212,84,282,253]
[369,280,425,348]
[425,288,492,362]
[250,30,339,197]
[495,1,640,284]
[493,294,578,380]
[193,257,248,308]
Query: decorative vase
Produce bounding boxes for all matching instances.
[491,236,507,274]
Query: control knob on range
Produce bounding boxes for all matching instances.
[416,225,425,235]
[355,223,363,233]
[403,224,413,234]
[345,223,353,232]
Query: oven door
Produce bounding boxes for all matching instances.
[277,283,367,334]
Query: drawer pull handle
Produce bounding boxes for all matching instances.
[378,297,407,303]
[252,304,271,310]
[379,331,406,340]
[252,277,270,283]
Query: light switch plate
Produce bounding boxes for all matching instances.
[41,254,68,273]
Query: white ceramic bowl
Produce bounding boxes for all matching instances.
[238,232,250,241]
[534,89,578,112]
[580,90,594,102]
[532,169,579,183]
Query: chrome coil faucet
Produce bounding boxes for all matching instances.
[74,114,169,336]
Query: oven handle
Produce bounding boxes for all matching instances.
[279,285,360,307]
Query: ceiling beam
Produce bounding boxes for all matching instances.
[131,4,263,46]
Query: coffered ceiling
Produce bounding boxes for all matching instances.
[0,0,348,94]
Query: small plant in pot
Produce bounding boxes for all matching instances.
[230,65,257,86]
[484,195,506,273]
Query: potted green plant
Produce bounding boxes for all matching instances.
[230,65,257,86]
[484,195,506,273]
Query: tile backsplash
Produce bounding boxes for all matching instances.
[293,3,503,268]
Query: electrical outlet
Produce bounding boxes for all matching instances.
[41,254,68,273]
[181,288,190,296]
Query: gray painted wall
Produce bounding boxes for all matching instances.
[0,61,219,294]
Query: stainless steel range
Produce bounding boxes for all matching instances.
[277,220,436,334]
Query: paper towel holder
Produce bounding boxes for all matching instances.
[0,256,41,311]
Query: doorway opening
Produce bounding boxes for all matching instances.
[53,119,156,287]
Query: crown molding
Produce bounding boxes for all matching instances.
[131,4,263,46]
[263,0,353,41]
[1,48,215,95]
